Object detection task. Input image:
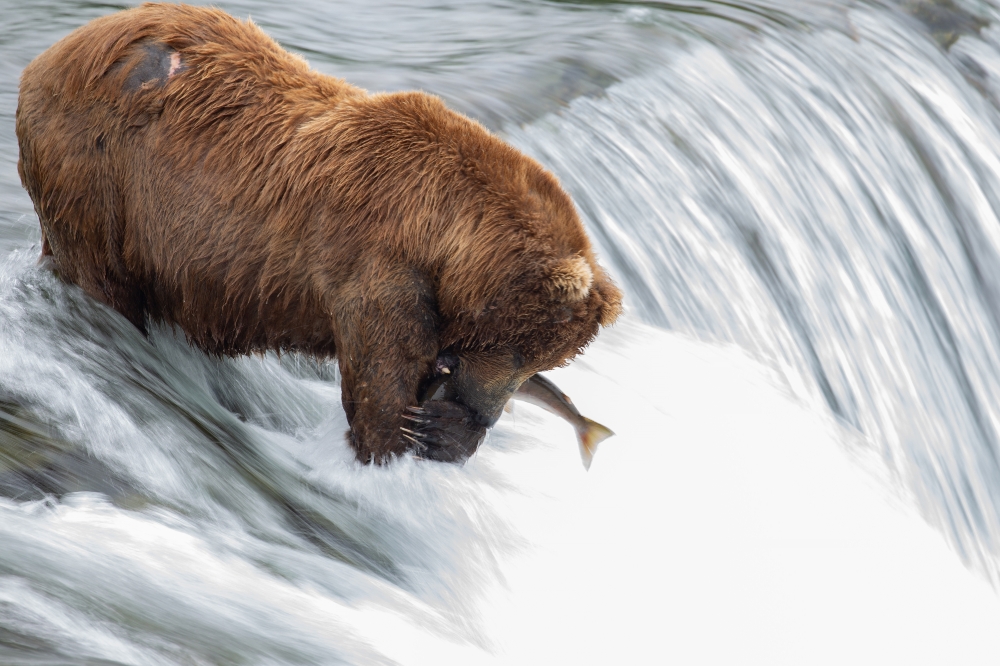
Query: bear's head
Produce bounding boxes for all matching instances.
[412,160,623,458]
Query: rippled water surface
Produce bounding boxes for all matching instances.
[4,0,1000,663]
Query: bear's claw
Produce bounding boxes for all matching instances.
[403,403,484,463]
[401,411,428,425]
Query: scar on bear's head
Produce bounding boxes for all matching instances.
[547,255,593,303]
[121,42,183,92]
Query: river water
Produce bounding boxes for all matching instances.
[3,0,1000,663]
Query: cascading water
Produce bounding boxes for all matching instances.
[2,1,1000,663]
[509,0,1000,581]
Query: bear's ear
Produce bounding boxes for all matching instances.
[598,280,623,326]
[547,255,593,303]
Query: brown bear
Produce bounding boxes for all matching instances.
[15,3,622,464]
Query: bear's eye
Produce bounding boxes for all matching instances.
[552,306,573,324]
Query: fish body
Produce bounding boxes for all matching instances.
[513,374,614,470]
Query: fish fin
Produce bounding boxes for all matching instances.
[577,417,614,471]
[504,400,514,414]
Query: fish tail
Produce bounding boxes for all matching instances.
[577,417,614,471]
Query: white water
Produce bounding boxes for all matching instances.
[3,0,1000,663]
[487,324,1000,665]
[3,261,998,662]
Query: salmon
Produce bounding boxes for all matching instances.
[513,374,614,470]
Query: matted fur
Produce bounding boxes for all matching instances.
[16,3,622,463]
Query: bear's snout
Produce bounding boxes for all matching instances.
[426,352,520,429]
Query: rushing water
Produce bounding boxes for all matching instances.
[3,0,1000,663]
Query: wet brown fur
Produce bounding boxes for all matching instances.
[16,3,622,463]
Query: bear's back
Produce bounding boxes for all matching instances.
[16,4,363,349]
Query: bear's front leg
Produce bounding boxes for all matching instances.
[333,262,438,463]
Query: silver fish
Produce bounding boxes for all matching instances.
[513,374,614,470]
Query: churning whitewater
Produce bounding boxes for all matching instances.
[2,1,1000,664]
